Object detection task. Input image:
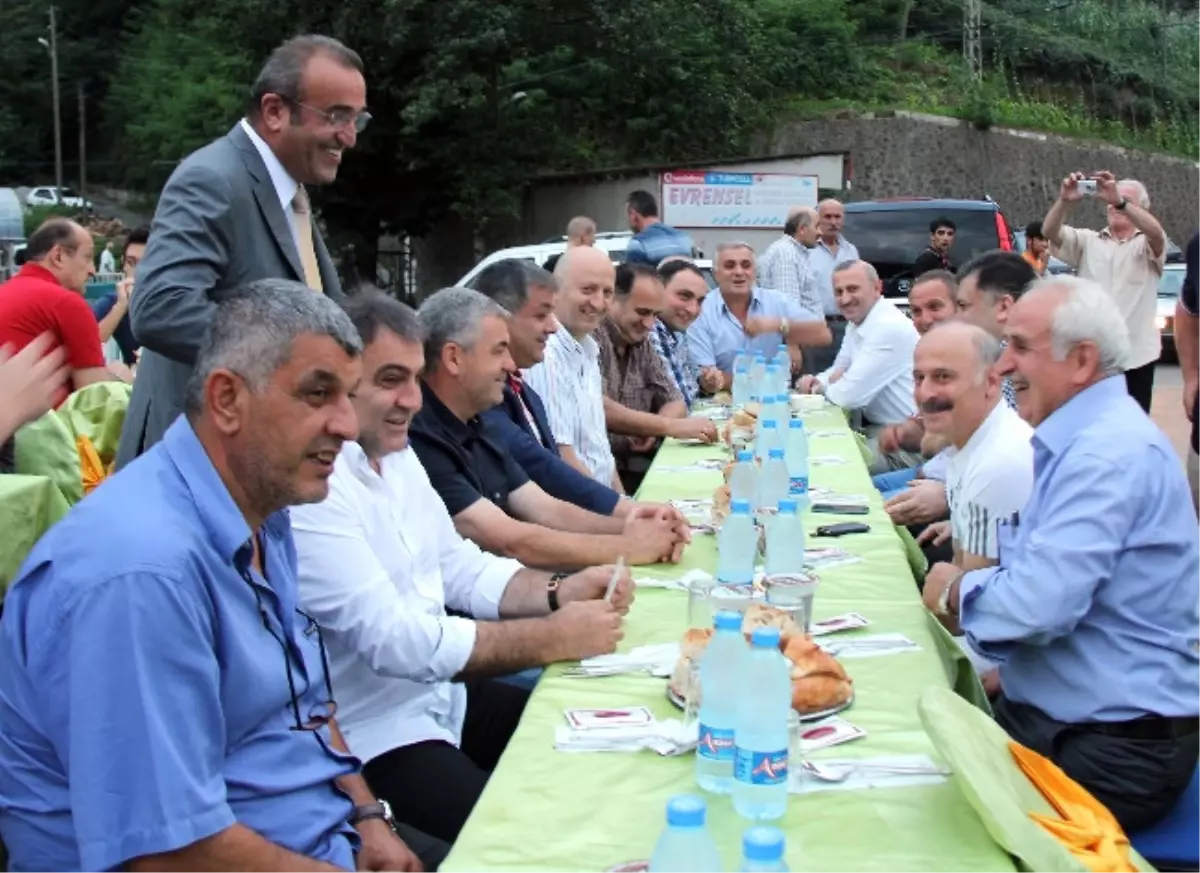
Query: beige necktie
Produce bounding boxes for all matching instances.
[290,186,324,293]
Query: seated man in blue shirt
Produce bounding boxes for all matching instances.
[687,241,830,396]
[0,280,430,872]
[923,276,1200,831]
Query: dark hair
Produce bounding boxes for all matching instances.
[614,262,661,298]
[957,250,1038,301]
[658,259,706,286]
[472,259,556,314]
[247,35,363,118]
[25,218,82,262]
[125,226,150,247]
[1025,220,1045,241]
[626,190,659,218]
[342,290,425,346]
[930,217,956,234]
[911,269,958,295]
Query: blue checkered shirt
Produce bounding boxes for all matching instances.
[649,320,696,407]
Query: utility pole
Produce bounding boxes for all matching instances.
[77,81,86,201]
[38,6,64,195]
[963,0,983,81]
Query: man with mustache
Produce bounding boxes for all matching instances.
[409,287,686,569]
[688,241,830,395]
[597,263,718,491]
[118,35,368,465]
[0,281,426,872]
[291,292,633,852]
[922,277,1199,832]
[650,260,710,406]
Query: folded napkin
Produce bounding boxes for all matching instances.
[820,633,921,659]
[1009,741,1135,872]
[791,754,948,794]
[555,718,697,755]
[634,568,713,593]
[572,642,681,677]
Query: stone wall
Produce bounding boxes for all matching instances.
[765,111,1199,240]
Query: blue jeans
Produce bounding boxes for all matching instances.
[873,466,919,501]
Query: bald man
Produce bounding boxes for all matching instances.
[805,198,860,375]
[566,216,597,248]
[758,206,822,318]
[523,247,622,492]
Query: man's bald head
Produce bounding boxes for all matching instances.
[914,320,1004,447]
[552,245,615,338]
[566,215,596,247]
[919,321,1002,381]
[784,206,819,247]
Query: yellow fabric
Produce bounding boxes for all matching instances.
[291,186,324,293]
[1009,741,1136,873]
[76,435,111,496]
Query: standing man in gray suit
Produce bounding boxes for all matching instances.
[117,34,369,466]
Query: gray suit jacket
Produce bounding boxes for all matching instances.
[116,123,345,467]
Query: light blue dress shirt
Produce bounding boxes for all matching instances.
[960,376,1200,724]
[686,285,807,375]
[0,417,359,872]
[806,235,860,316]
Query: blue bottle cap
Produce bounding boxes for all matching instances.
[777,343,789,352]
[778,498,798,513]
[789,418,805,428]
[769,447,785,459]
[750,626,781,647]
[665,794,707,828]
[755,351,766,359]
[731,499,752,514]
[743,826,785,861]
[736,450,754,462]
[714,610,742,631]
[736,366,748,373]
[765,363,779,371]
[763,419,777,428]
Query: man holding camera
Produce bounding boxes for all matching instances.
[1041,171,1166,413]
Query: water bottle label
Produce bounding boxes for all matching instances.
[734,747,789,785]
[697,724,736,761]
[788,476,809,495]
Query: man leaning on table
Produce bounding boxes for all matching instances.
[408,287,687,569]
[292,291,633,848]
[0,281,429,872]
[923,276,1200,832]
[687,240,829,396]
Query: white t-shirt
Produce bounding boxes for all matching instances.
[945,402,1034,560]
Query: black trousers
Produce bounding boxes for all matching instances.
[801,318,847,375]
[363,679,530,846]
[993,695,1199,832]
[1125,360,1156,413]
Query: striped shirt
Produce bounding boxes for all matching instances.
[523,326,616,487]
[945,401,1035,560]
[648,320,696,407]
[624,223,694,267]
[757,235,823,319]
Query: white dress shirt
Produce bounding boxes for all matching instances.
[818,297,919,425]
[523,325,616,486]
[291,443,523,762]
[240,118,301,250]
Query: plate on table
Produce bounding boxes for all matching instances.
[673,437,717,446]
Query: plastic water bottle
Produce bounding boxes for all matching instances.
[696,610,744,793]
[766,394,788,430]
[757,448,789,514]
[754,418,782,463]
[784,420,810,506]
[734,349,752,377]
[733,366,752,407]
[765,499,805,576]
[717,500,757,585]
[649,795,723,872]
[729,450,758,506]
[750,353,767,399]
[733,627,791,820]
[773,343,790,376]
[764,364,781,403]
[740,826,789,872]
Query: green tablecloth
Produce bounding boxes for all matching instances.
[443,404,1012,872]
[0,475,69,600]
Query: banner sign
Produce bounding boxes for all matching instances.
[660,171,819,229]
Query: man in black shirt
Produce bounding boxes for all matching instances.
[409,287,687,570]
[913,217,956,278]
[1177,230,1198,513]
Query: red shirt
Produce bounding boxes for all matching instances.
[0,263,106,407]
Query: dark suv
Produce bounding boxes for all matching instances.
[842,198,1017,303]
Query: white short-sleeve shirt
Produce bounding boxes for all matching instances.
[945,402,1035,560]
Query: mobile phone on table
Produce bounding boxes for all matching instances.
[816,522,871,537]
[812,503,869,515]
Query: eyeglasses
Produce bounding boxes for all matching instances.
[287,97,372,134]
[243,571,337,732]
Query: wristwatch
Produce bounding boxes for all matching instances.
[779,317,790,336]
[1115,196,1129,211]
[547,572,569,611]
[935,572,964,617]
[350,799,396,831]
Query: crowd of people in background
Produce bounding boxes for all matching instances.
[0,30,1196,873]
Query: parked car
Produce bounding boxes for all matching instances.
[26,185,91,211]
[1156,261,1185,360]
[1011,228,1074,276]
[841,198,1017,312]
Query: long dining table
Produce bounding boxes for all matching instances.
[441,399,1014,872]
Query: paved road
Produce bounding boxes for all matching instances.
[1151,362,1191,462]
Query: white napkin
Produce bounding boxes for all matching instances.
[820,633,921,659]
[790,754,948,794]
[555,718,697,755]
[573,642,681,677]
